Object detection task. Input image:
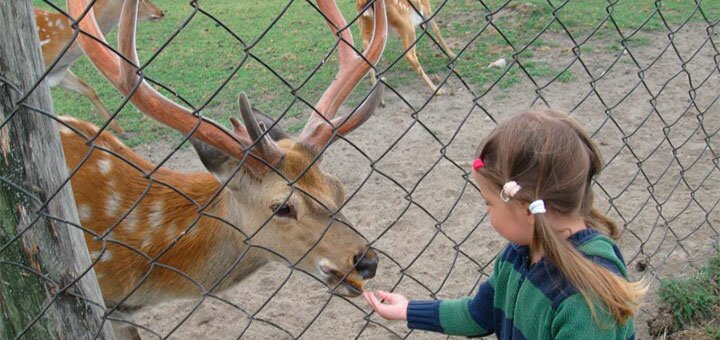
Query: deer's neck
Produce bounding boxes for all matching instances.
[149,171,270,294]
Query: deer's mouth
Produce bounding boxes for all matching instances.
[319,263,364,297]
[141,14,164,22]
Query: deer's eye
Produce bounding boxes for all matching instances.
[271,203,296,219]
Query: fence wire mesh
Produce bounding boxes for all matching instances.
[1,0,719,338]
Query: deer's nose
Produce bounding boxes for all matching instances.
[353,249,379,279]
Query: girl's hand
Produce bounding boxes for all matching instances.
[362,290,409,321]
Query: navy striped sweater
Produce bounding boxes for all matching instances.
[406,229,635,339]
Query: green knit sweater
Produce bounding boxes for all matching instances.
[406,229,636,339]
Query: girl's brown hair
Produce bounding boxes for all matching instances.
[476,109,645,325]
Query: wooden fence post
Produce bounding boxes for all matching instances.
[0,0,115,338]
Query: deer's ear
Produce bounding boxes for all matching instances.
[251,108,289,141]
[190,138,241,184]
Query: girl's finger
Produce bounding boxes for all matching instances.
[377,290,398,303]
[361,291,370,305]
[362,291,372,306]
[363,291,380,310]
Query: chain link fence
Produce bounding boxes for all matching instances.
[2,0,719,338]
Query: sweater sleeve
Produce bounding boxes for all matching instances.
[406,280,496,336]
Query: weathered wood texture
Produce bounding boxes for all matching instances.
[0,0,115,338]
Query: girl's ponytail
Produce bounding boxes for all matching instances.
[533,214,644,325]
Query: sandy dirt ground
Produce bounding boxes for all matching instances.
[115,21,720,340]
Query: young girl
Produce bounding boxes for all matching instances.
[363,109,646,339]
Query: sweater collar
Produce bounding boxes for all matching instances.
[568,228,599,246]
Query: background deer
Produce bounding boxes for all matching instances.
[35,0,164,135]
[63,0,387,338]
[357,0,455,105]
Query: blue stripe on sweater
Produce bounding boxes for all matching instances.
[493,308,529,340]
[468,281,496,331]
[406,300,443,333]
[586,254,624,277]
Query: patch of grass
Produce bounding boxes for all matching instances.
[556,70,575,83]
[285,120,306,134]
[660,276,718,326]
[443,0,720,89]
[526,62,555,78]
[604,44,622,53]
[498,75,519,89]
[625,36,652,48]
[657,246,720,337]
[706,324,720,339]
[32,0,720,146]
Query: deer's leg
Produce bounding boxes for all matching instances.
[58,70,126,135]
[398,21,445,95]
[112,322,141,340]
[359,15,385,107]
[420,0,456,59]
[427,19,456,59]
[109,311,141,340]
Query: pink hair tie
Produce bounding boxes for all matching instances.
[500,181,521,202]
[472,158,485,171]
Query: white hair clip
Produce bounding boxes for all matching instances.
[529,200,546,214]
[500,181,521,202]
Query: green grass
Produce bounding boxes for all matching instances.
[658,246,720,337]
[33,0,720,147]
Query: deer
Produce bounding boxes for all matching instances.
[357,0,456,106]
[35,0,164,135]
[62,0,387,338]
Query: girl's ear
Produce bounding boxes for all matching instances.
[511,200,536,227]
[523,203,536,226]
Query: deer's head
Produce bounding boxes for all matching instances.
[69,0,387,296]
[138,0,164,22]
[190,92,383,296]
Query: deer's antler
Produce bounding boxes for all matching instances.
[68,0,283,173]
[300,0,388,154]
[68,0,387,168]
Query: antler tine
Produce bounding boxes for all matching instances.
[237,93,284,163]
[67,0,284,170]
[299,0,387,150]
[302,82,385,148]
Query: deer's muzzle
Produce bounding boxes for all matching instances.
[353,249,378,279]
